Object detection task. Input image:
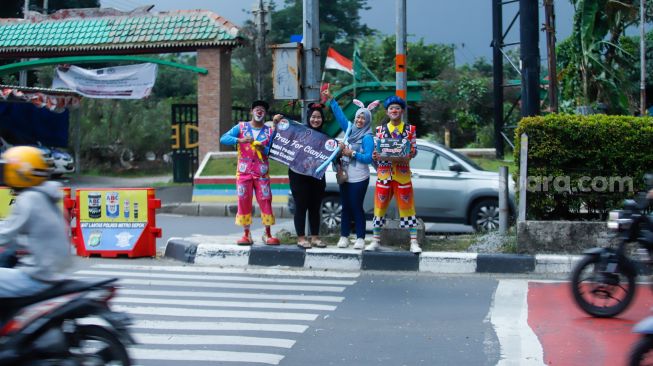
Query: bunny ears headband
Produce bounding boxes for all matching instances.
[352,99,381,111]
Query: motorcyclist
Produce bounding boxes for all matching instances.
[0,146,72,297]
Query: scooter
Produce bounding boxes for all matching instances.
[629,314,653,365]
[0,247,134,365]
[570,175,653,318]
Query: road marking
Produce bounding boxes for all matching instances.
[130,319,308,333]
[116,288,344,303]
[75,269,356,285]
[489,280,545,366]
[89,263,360,278]
[129,348,284,365]
[132,333,295,348]
[76,264,357,365]
[113,297,337,311]
[80,278,346,293]
[114,305,318,321]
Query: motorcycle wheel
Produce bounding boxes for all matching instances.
[630,335,653,366]
[69,324,131,366]
[571,254,637,318]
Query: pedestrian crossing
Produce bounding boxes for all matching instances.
[73,264,359,365]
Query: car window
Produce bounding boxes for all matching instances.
[445,148,485,171]
[433,153,455,171]
[411,148,436,170]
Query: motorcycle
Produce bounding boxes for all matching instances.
[570,175,653,318]
[0,246,134,365]
[629,313,653,365]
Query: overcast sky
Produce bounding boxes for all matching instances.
[99,0,577,65]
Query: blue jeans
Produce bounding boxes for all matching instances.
[340,178,369,239]
[0,268,51,297]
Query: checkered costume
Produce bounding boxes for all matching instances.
[372,121,418,229]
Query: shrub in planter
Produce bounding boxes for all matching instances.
[514,114,653,220]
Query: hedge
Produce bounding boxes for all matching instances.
[514,114,653,220]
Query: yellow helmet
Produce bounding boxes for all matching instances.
[2,146,51,188]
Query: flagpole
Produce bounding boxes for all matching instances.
[353,47,357,99]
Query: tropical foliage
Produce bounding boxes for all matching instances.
[557,0,653,114]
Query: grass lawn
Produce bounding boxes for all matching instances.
[201,157,288,176]
[471,156,517,174]
[275,230,518,253]
[201,155,516,176]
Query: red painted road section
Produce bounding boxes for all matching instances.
[528,282,653,366]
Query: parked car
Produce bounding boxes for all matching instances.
[50,147,75,177]
[0,137,70,176]
[288,139,515,232]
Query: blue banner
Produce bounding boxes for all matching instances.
[269,119,338,179]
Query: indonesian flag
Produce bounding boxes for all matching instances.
[324,47,354,75]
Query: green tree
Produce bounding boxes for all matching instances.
[557,0,651,114]
[355,35,454,82]
[232,0,373,109]
[269,0,373,58]
[419,67,493,147]
[150,54,197,100]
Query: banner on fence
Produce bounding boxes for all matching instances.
[52,63,157,99]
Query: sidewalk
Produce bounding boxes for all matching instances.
[64,175,582,274]
[163,235,582,275]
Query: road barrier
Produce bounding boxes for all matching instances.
[72,187,161,258]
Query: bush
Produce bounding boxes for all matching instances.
[514,114,653,220]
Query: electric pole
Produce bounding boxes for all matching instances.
[253,0,268,100]
[396,0,407,104]
[492,0,503,159]
[519,0,540,117]
[302,0,320,121]
[641,0,647,116]
[544,0,558,113]
[20,0,29,87]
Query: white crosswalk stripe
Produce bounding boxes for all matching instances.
[76,264,358,366]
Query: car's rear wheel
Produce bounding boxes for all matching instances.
[470,199,499,232]
[320,196,341,234]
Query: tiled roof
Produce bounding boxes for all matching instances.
[0,8,242,55]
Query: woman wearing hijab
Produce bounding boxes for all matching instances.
[289,103,328,249]
[323,88,377,249]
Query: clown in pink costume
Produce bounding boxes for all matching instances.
[220,100,282,245]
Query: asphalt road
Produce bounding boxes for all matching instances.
[71,260,501,366]
[68,258,653,366]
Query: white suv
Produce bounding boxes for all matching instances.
[288,139,515,232]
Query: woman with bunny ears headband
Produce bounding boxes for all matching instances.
[323,88,376,250]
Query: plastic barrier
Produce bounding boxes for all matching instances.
[72,188,161,258]
[0,186,73,221]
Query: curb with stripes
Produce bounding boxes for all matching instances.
[164,238,583,274]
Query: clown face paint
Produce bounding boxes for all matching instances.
[252,106,266,122]
[387,105,403,121]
